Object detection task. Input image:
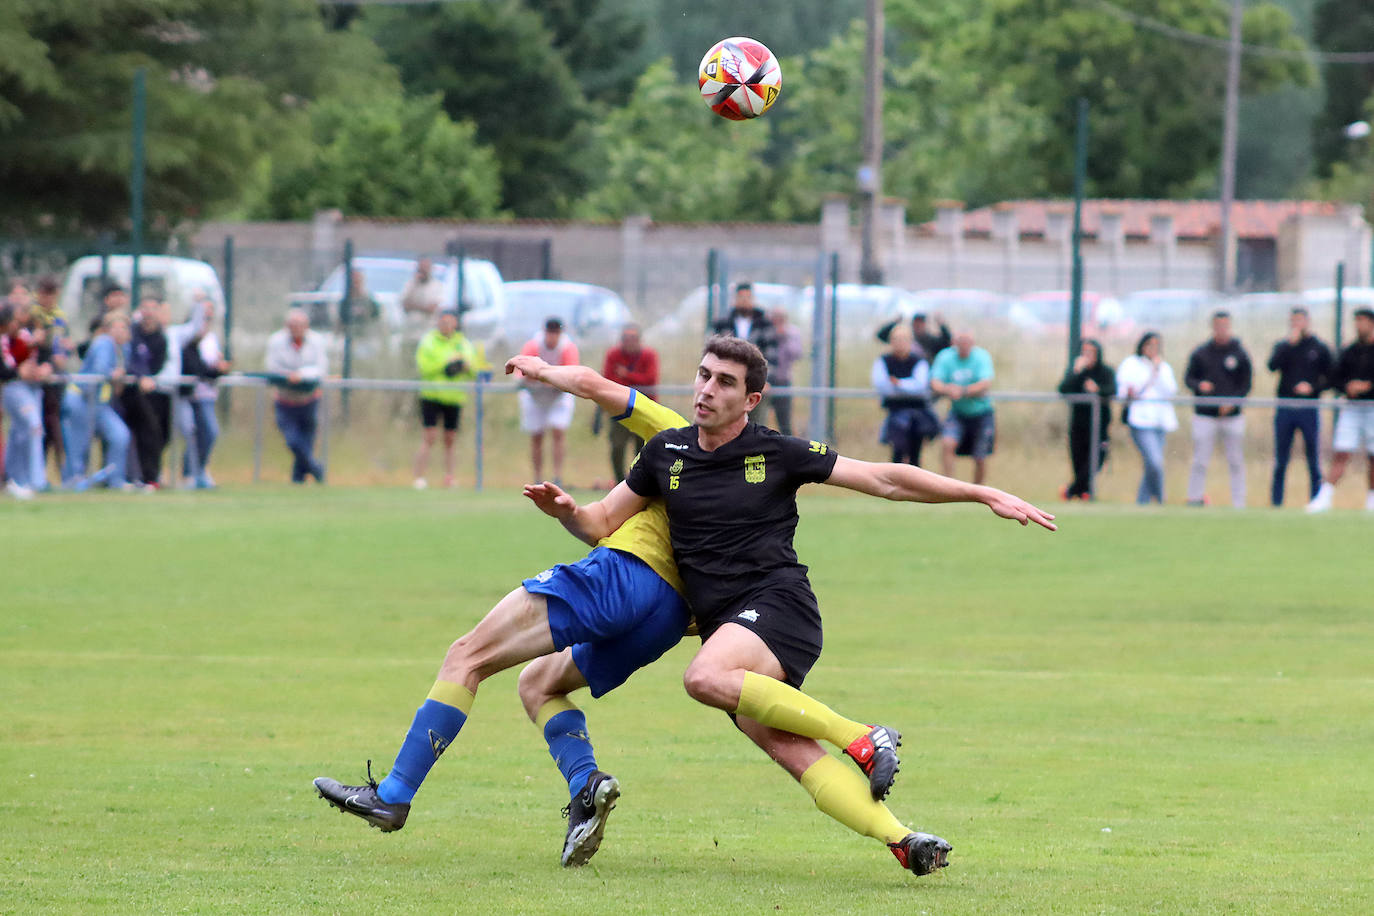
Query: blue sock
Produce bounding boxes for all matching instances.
[377,682,473,805]
[543,709,598,800]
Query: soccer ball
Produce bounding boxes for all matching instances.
[698,37,782,120]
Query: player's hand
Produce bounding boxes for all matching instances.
[1083,378,1099,393]
[523,481,577,519]
[1198,380,1214,394]
[1294,381,1312,396]
[505,354,548,379]
[1347,380,1372,397]
[983,488,1057,531]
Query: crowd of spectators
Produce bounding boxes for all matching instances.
[867,302,1374,510]
[868,302,1374,510]
[1,277,227,499]
[6,264,1374,510]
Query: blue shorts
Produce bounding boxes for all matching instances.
[523,547,690,698]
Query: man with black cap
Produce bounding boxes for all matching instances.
[1307,307,1374,512]
[1266,307,1332,506]
[514,317,579,485]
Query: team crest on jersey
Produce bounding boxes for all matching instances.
[744,454,766,484]
[669,458,684,475]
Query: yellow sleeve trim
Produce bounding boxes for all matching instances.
[619,391,689,441]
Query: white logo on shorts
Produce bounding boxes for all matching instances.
[737,609,759,623]
[535,569,554,583]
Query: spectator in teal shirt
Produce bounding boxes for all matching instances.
[929,331,996,483]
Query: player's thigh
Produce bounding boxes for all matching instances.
[444,587,555,673]
[689,622,787,682]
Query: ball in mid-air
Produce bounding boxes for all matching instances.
[698,37,782,120]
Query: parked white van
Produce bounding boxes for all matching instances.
[60,255,226,331]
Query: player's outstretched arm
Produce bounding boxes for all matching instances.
[825,456,1057,531]
[505,355,632,416]
[523,480,651,545]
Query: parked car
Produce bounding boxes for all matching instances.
[1119,288,1218,328]
[883,288,1013,329]
[1007,290,1129,338]
[499,280,633,349]
[653,282,805,339]
[60,254,226,330]
[797,284,924,339]
[287,255,506,337]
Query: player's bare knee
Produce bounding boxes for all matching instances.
[516,662,553,721]
[682,660,731,709]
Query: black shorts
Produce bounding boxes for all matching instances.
[419,399,461,431]
[698,576,823,687]
[944,410,995,458]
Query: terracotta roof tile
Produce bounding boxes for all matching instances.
[931,199,1352,241]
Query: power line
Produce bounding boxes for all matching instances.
[1087,0,1374,64]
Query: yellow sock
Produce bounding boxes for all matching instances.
[427,680,475,715]
[735,671,870,748]
[534,696,578,730]
[800,755,910,845]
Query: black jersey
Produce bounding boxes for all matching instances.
[624,422,839,625]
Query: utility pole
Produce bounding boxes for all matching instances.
[130,68,147,300]
[858,0,884,285]
[1216,0,1243,293]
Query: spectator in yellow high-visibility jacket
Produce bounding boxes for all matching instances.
[413,309,485,489]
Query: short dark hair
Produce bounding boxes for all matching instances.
[1211,309,1231,321]
[36,275,59,295]
[544,316,563,331]
[735,282,752,293]
[1135,331,1161,357]
[1355,307,1374,321]
[1290,306,1309,317]
[703,334,768,394]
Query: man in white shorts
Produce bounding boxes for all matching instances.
[1307,308,1374,512]
[516,317,579,485]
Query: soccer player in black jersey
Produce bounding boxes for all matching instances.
[527,336,1055,875]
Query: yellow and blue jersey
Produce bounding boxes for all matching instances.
[597,389,688,595]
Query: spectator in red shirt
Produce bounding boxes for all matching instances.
[601,324,659,481]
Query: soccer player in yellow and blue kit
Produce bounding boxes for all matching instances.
[315,358,694,867]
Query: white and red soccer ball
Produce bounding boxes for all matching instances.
[698,37,782,120]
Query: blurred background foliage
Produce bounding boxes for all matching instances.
[0,0,1371,237]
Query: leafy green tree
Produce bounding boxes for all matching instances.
[576,59,777,221]
[0,0,399,234]
[769,15,1051,219]
[642,0,864,77]
[1312,0,1374,175]
[253,94,501,220]
[363,2,593,217]
[525,0,653,106]
[964,0,1312,198]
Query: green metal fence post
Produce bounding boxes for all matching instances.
[1068,96,1089,369]
[220,236,235,419]
[130,68,147,302]
[1334,261,1345,350]
[341,239,354,422]
[827,252,840,443]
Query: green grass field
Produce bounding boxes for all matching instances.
[3,488,1371,914]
